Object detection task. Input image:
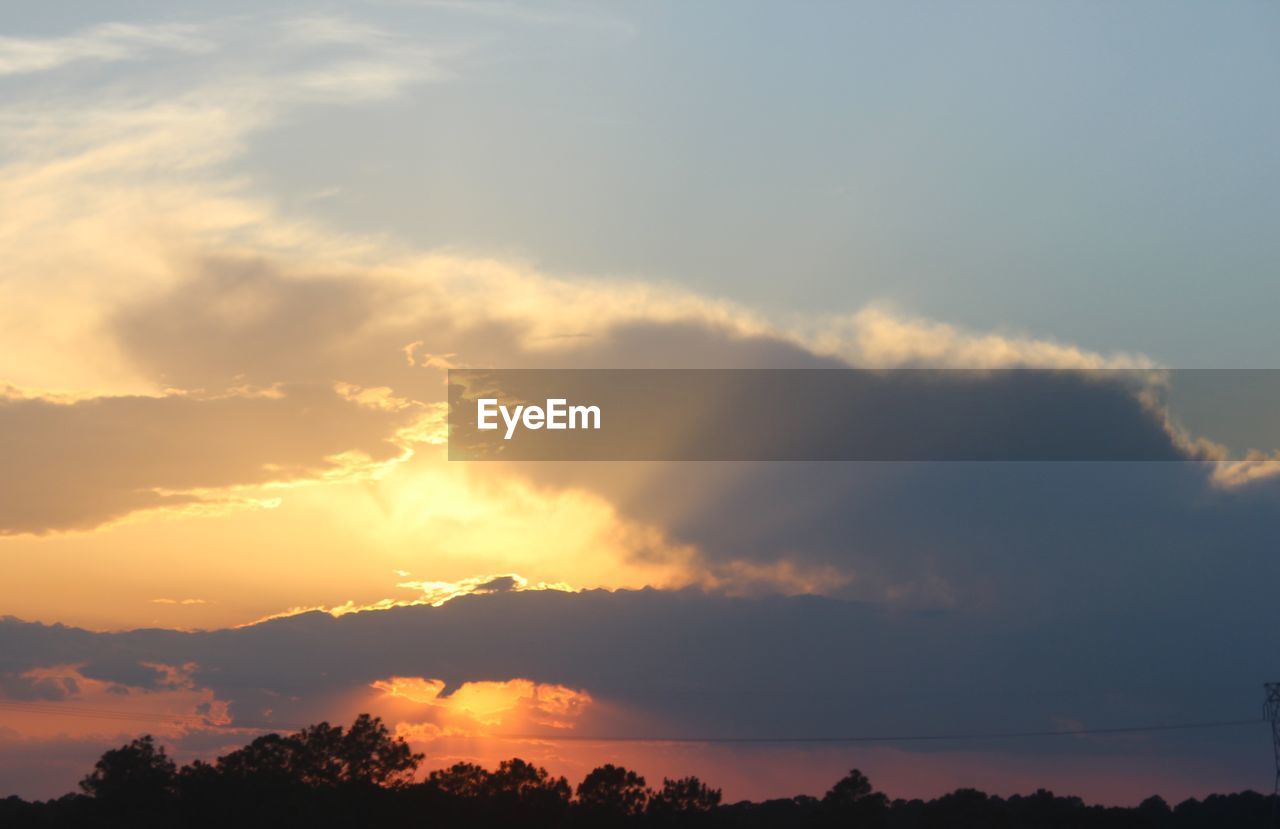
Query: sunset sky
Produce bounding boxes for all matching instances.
[2,0,1280,805]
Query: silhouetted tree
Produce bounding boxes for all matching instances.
[577,763,649,820]
[1004,788,1090,828]
[80,735,176,805]
[173,759,219,802]
[427,761,492,798]
[920,787,1001,828]
[821,768,887,826]
[1137,793,1172,824]
[338,713,422,786]
[215,732,302,786]
[490,757,572,802]
[7,719,1280,829]
[648,775,721,821]
[462,758,571,828]
[214,714,419,788]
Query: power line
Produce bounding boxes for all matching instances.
[504,719,1261,744]
[0,699,1259,744]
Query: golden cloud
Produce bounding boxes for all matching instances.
[371,676,593,740]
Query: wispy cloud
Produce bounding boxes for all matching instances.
[0,22,214,77]
[280,14,396,48]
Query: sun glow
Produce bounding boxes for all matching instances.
[371,676,594,739]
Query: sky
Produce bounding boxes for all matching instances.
[1,0,1279,806]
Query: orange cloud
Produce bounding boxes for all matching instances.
[370,676,593,740]
[0,663,232,742]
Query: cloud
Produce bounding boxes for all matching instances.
[86,249,1215,580]
[0,22,213,77]
[4,8,1227,556]
[0,587,1257,740]
[0,10,450,394]
[0,671,79,702]
[822,305,1156,370]
[372,675,593,733]
[281,15,397,48]
[238,573,572,626]
[0,588,1272,801]
[0,662,231,736]
[0,660,239,799]
[0,383,427,533]
[5,236,1276,599]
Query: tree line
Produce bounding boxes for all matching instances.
[0,714,1273,827]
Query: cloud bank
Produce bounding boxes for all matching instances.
[0,589,1271,801]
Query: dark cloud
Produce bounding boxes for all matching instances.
[0,587,1272,790]
[102,258,1272,604]
[96,254,1280,626]
[474,575,522,593]
[449,368,1186,460]
[0,672,78,702]
[498,457,1280,624]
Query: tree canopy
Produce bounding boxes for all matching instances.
[0,716,1274,828]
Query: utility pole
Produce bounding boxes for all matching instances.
[1265,683,1280,813]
